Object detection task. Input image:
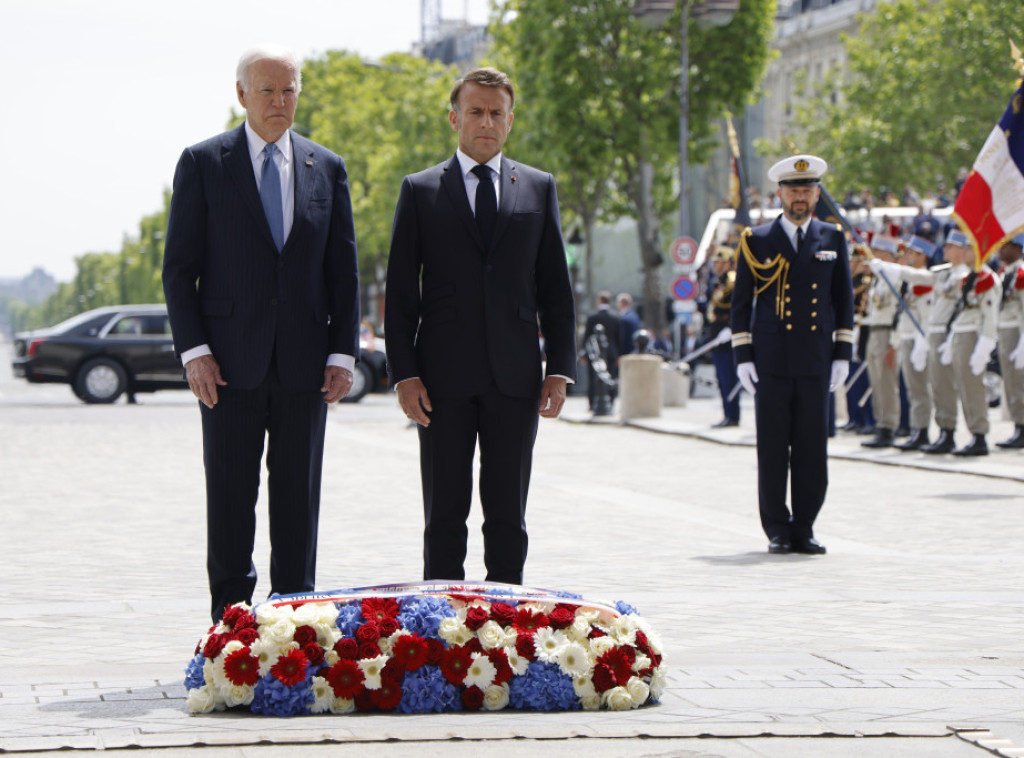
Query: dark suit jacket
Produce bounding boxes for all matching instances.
[730,217,854,377]
[384,154,576,399]
[162,124,360,391]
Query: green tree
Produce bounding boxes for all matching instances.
[785,0,1024,195]
[492,0,775,332]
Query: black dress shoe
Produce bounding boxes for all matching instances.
[791,537,827,555]
[996,425,1024,449]
[895,428,930,451]
[953,434,988,456]
[856,424,877,436]
[895,426,911,438]
[768,536,791,554]
[921,429,954,454]
[840,420,861,432]
[712,417,740,428]
[861,428,894,448]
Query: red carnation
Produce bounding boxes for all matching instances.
[355,622,380,643]
[486,648,513,685]
[270,649,308,687]
[490,602,516,626]
[461,685,484,710]
[513,609,548,634]
[222,647,261,686]
[324,659,365,699]
[293,625,318,646]
[440,644,474,686]
[303,642,325,667]
[361,597,400,624]
[378,617,400,637]
[370,676,403,710]
[593,661,616,692]
[464,606,490,631]
[202,634,228,660]
[425,639,445,666]
[548,607,574,630]
[234,627,259,646]
[334,638,359,660]
[515,633,536,660]
[392,634,429,671]
[358,641,381,659]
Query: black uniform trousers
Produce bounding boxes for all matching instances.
[754,371,830,541]
[200,361,327,622]
[417,383,539,585]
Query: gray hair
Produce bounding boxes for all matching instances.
[236,44,302,93]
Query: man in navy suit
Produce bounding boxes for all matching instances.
[730,155,854,556]
[163,45,360,622]
[384,67,577,584]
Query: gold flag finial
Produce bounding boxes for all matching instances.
[1011,39,1024,79]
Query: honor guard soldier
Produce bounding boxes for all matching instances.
[937,238,1001,456]
[730,154,854,556]
[995,235,1024,448]
[708,246,740,427]
[842,242,876,433]
[860,234,903,448]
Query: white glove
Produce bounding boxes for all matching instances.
[829,359,849,391]
[736,362,759,396]
[1010,333,1024,371]
[868,259,901,280]
[910,334,929,372]
[937,336,953,366]
[715,327,733,346]
[969,335,996,376]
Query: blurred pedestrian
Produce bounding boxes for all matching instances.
[617,292,642,355]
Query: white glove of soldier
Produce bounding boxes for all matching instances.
[937,335,954,366]
[715,326,733,346]
[1010,333,1024,371]
[829,359,849,392]
[736,362,759,396]
[969,335,996,376]
[910,333,929,373]
[868,259,901,280]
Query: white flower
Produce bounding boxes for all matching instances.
[626,676,650,707]
[603,685,634,711]
[359,654,389,690]
[463,653,497,690]
[261,618,297,647]
[255,603,289,626]
[632,654,651,673]
[519,601,554,614]
[220,683,255,708]
[438,617,473,646]
[186,685,219,714]
[533,628,568,663]
[565,617,593,642]
[330,697,356,714]
[293,602,335,628]
[310,676,335,714]
[572,674,596,699]
[477,620,514,650]
[580,693,602,711]
[482,683,510,711]
[589,636,616,658]
[323,649,340,666]
[467,598,492,612]
[574,608,600,624]
[504,647,530,676]
[555,641,591,677]
[648,665,667,701]
[609,615,638,645]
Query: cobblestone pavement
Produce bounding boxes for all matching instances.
[1,342,1023,756]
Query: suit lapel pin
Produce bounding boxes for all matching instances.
[305,160,313,167]
[510,174,517,183]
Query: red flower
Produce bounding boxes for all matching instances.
[202,634,228,660]
[513,609,548,634]
[464,606,490,631]
[486,648,513,685]
[358,641,382,659]
[221,605,246,627]
[324,659,365,699]
[270,649,308,687]
[355,689,376,712]
[334,638,359,660]
[490,602,516,626]
[597,648,632,686]
[392,634,429,671]
[370,676,403,710]
[548,607,574,629]
[293,625,318,646]
[425,639,445,666]
[515,633,536,660]
[222,647,261,686]
[234,627,259,646]
[465,638,483,654]
[382,658,405,684]
[233,611,258,630]
[355,622,380,643]
[440,644,473,686]
[592,661,616,692]
[461,685,484,710]
[589,627,607,639]
[361,597,400,624]
[303,642,325,667]
[635,630,651,655]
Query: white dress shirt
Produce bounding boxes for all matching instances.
[778,215,811,252]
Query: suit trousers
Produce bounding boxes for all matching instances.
[998,326,1024,424]
[951,332,989,435]
[201,362,327,621]
[928,332,958,430]
[418,385,539,584]
[754,372,830,542]
[865,326,899,430]
[897,338,932,430]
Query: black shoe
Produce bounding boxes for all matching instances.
[921,429,955,454]
[712,417,739,428]
[953,434,988,456]
[996,425,1024,449]
[861,428,895,448]
[895,426,911,438]
[856,424,877,436]
[791,537,827,555]
[768,536,791,554]
[895,428,930,451]
[840,420,861,432]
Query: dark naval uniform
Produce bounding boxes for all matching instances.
[730,216,855,546]
[708,268,739,423]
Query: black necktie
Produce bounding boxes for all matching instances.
[796,226,804,251]
[471,164,497,247]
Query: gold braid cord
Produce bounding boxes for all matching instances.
[737,228,790,318]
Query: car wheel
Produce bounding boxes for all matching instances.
[74,358,127,404]
[341,362,372,403]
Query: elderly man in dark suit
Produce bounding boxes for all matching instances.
[385,67,577,585]
[163,44,360,622]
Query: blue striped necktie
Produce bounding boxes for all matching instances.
[261,143,284,252]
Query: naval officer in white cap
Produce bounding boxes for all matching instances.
[729,154,855,555]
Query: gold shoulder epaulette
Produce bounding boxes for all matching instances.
[737,227,790,318]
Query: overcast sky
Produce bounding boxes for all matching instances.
[0,0,490,281]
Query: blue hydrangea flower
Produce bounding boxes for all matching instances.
[251,672,314,716]
[614,600,638,616]
[396,596,455,638]
[184,654,205,690]
[395,665,463,714]
[508,661,580,712]
[335,601,364,636]
[551,590,583,600]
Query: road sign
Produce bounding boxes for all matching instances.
[670,236,698,266]
[671,275,697,301]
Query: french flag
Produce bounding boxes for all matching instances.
[953,78,1024,270]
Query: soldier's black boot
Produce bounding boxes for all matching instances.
[861,427,895,448]
[996,424,1024,449]
[953,434,988,456]
[922,429,955,454]
[895,428,930,451]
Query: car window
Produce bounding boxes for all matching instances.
[109,317,143,336]
[140,315,172,336]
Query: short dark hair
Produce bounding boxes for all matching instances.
[450,67,515,112]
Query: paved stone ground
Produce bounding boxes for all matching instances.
[2,342,1023,756]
